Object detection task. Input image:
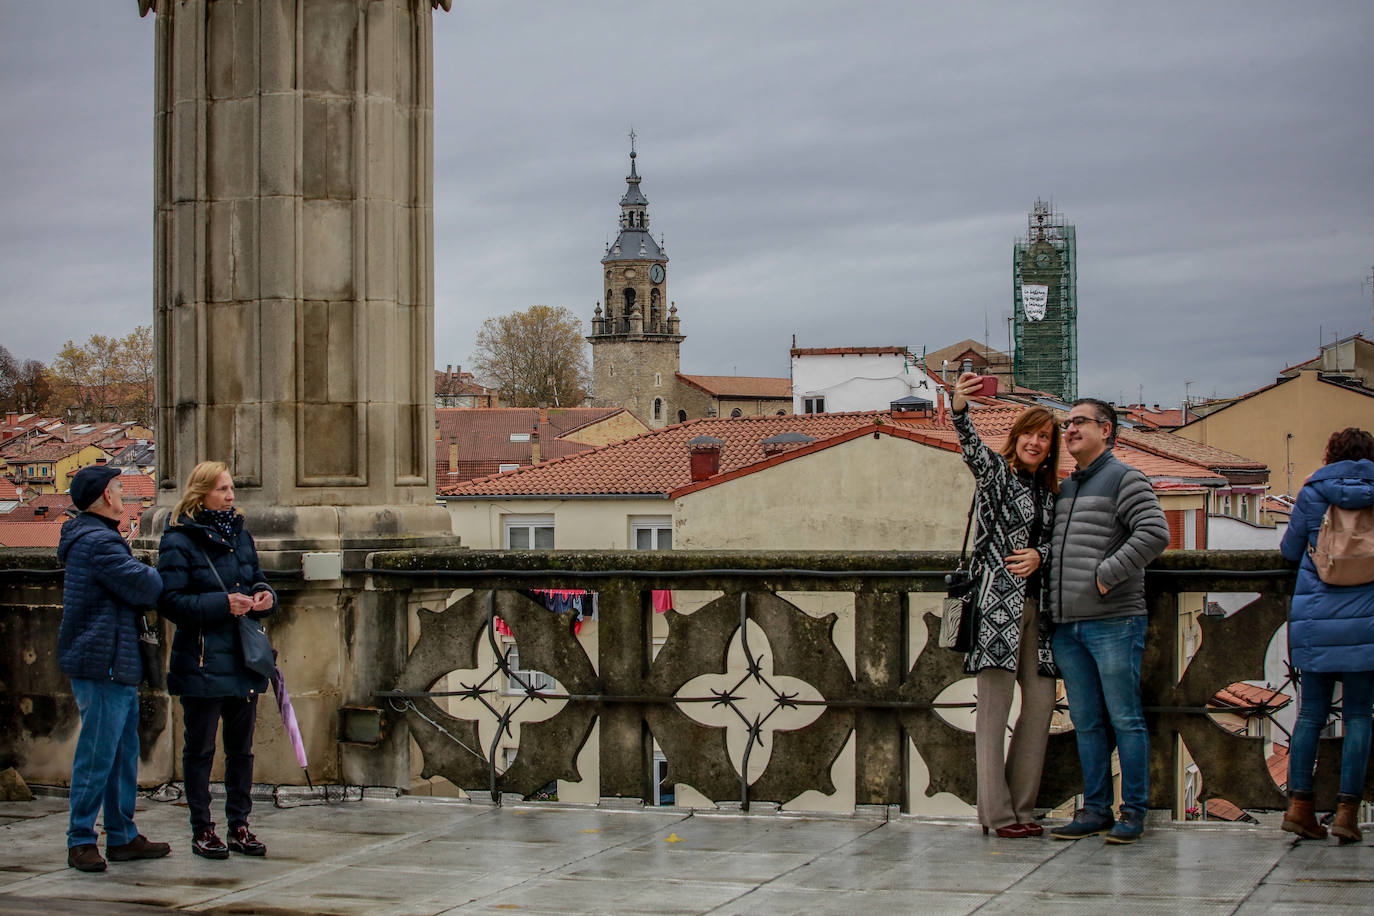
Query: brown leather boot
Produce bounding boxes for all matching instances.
[1282,790,1328,840]
[1331,794,1363,844]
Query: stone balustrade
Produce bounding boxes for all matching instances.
[4,547,1341,816]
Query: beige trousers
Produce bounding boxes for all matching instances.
[975,597,1057,829]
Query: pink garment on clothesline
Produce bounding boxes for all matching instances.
[652,590,674,614]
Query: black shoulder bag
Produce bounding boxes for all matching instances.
[196,544,276,679]
[939,493,980,652]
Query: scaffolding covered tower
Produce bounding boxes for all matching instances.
[1012,200,1077,401]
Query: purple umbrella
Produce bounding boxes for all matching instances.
[270,665,309,779]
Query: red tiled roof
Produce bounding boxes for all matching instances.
[1118,429,1266,471]
[676,374,792,399]
[790,347,908,357]
[7,442,106,463]
[1210,682,1292,711]
[436,408,636,485]
[1263,496,1294,516]
[0,518,66,548]
[1120,405,1188,429]
[118,474,157,500]
[0,479,19,500]
[671,424,962,498]
[5,494,71,521]
[1268,744,1288,789]
[889,404,1225,485]
[443,401,1229,499]
[1203,798,1248,822]
[443,411,892,497]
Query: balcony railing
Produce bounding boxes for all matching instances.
[364,549,1321,814]
[2,547,1345,816]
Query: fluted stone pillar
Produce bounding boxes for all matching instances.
[142,0,451,544]
[137,0,454,788]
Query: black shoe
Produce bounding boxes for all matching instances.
[192,828,229,860]
[1050,807,1116,840]
[108,834,172,861]
[67,844,106,873]
[227,825,266,857]
[1104,809,1146,845]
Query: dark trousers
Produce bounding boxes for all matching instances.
[182,695,258,834]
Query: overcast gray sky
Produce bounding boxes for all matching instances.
[2,2,1371,408]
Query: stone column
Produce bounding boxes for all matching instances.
[138,0,453,788]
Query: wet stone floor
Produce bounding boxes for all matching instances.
[0,794,1370,914]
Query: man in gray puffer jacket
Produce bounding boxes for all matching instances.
[1047,399,1169,845]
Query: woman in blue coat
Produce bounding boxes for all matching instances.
[1280,427,1374,843]
[158,461,275,860]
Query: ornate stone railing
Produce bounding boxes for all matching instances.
[3,547,1329,813]
[366,549,1312,814]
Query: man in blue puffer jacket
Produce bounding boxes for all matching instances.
[1278,427,1374,843]
[57,465,170,872]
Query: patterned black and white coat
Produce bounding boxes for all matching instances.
[953,408,1058,677]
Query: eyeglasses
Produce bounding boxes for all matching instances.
[1060,416,1106,430]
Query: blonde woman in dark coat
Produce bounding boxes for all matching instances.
[951,372,1060,838]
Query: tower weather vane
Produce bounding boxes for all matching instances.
[629,126,637,156]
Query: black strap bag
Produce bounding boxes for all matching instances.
[137,613,165,689]
[939,494,980,652]
[197,544,277,679]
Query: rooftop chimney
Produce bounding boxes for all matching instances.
[688,436,725,482]
[761,432,816,457]
[448,437,458,474]
[530,427,541,464]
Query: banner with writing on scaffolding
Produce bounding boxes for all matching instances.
[1021,284,1048,321]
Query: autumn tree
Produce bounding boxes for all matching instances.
[46,326,155,423]
[0,346,51,414]
[471,305,590,407]
[119,326,155,426]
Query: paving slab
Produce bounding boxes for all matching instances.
[0,794,1370,914]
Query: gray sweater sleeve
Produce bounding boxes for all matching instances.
[1096,467,1170,589]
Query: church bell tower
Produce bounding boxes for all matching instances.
[588,134,683,426]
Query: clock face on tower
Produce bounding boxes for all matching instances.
[649,264,665,284]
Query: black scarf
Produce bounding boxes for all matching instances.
[199,507,238,541]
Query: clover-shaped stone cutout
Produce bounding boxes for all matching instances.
[676,621,826,783]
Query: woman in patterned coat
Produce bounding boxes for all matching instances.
[951,372,1060,838]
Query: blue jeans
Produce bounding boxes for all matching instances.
[1287,669,1374,797]
[68,678,141,848]
[1052,616,1150,815]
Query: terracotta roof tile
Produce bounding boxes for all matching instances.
[1117,429,1266,470]
[1210,682,1292,710]
[435,407,641,485]
[0,518,66,548]
[443,411,890,497]
[676,374,792,399]
[444,402,1229,498]
[117,473,157,500]
[1268,744,1288,789]
[1203,798,1248,821]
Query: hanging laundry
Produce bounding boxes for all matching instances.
[652,589,674,614]
[531,589,595,635]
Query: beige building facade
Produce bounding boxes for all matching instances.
[1176,369,1374,496]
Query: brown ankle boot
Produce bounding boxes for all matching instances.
[1331,794,1363,844]
[1282,790,1328,840]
